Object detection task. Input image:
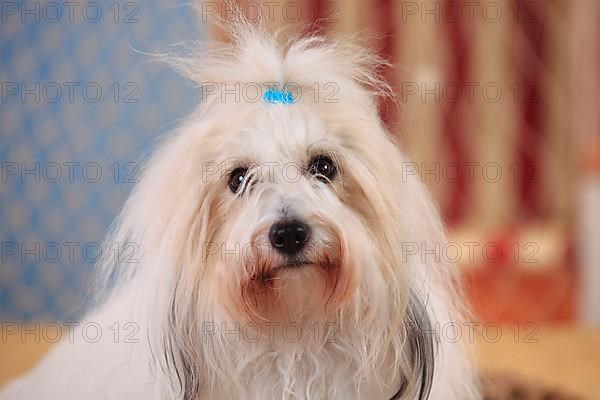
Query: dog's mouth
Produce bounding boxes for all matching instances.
[248,258,310,280]
[249,259,312,283]
[276,259,311,270]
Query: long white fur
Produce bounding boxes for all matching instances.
[0,21,479,400]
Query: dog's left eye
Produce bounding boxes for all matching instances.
[228,167,248,193]
[308,155,336,182]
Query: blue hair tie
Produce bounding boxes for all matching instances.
[263,89,295,104]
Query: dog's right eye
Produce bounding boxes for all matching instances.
[228,167,248,193]
[308,155,336,183]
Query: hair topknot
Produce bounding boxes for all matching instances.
[157,10,395,109]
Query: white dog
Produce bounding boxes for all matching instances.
[1,22,479,400]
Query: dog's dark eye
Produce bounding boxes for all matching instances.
[309,155,336,182]
[228,167,248,193]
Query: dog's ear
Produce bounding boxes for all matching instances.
[390,292,436,400]
[143,127,224,400]
[90,119,223,398]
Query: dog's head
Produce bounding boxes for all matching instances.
[125,26,424,327]
[100,23,449,399]
[201,99,394,325]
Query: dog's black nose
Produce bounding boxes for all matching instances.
[269,220,311,256]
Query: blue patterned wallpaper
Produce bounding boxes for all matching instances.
[0,0,201,320]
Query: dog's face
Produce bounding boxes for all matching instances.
[198,102,396,326]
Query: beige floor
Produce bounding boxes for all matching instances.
[0,325,599,398]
